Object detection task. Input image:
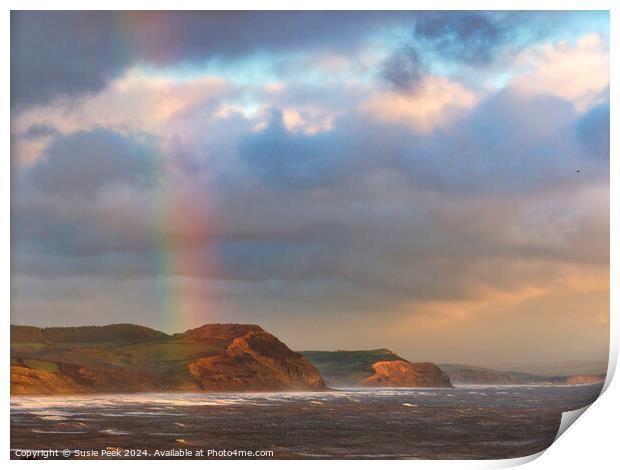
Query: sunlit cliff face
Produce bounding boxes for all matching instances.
[10,11,609,365]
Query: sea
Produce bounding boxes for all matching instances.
[10,383,603,460]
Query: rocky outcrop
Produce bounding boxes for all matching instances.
[11,366,89,395]
[564,374,606,385]
[188,328,325,391]
[11,323,326,395]
[302,349,453,388]
[359,360,452,388]
[10,362,156,394]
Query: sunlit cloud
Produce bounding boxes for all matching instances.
[510,33,609,110]
[360,76,477,132]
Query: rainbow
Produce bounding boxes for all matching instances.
[111,12,221,333]
[148,147,215,334]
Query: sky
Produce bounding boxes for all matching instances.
[10,11,609,367]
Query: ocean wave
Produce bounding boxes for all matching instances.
[99,428,129,435]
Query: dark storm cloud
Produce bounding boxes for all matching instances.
[29,128,157,197]
[413,11,506,64]
[10,11,580,107]
[373,11,592,91]
[381,46,426,93]
[374,9,557,91]
[11,11,414,107]
[11,12,130,107]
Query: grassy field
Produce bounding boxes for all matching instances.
[10,324,225,391]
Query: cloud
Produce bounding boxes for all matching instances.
[575,99,610,160]
[12,71,231,140]
[13,80,607,266]
[413,11,507,64]
[20,124,58,140]
[239,109,344,189]
[11,11,607,111]
[10,70,234,168]
[11,12,130,107]
[13,86,608,291]
[11,11,412,108]
[381,46,426,92]
[9,12,609,363]
[361,76,477,133]
[510,33,609,110]
[28,128,157,198]
[355,90,599,209]
[398,89,592,194]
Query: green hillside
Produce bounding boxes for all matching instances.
[11,324,168,344]
[11,323,326,394]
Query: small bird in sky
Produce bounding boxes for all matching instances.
[576,170,581,173]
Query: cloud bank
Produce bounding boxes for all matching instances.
[11,11,609,365]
